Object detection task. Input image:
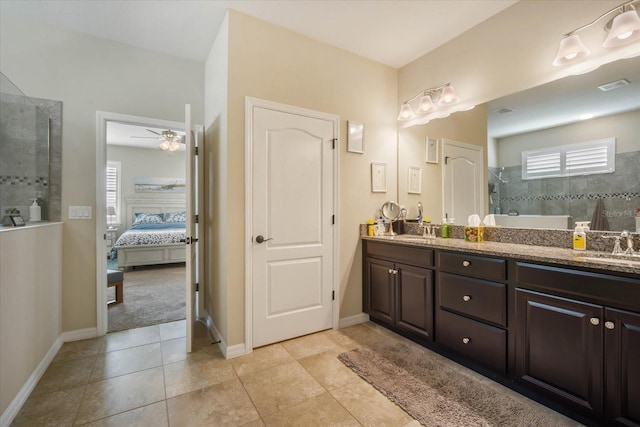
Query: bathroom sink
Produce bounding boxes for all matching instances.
[389,235,429,242]
[578,255,640,268]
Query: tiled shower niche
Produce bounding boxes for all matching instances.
[489,150,640,232]
[0,72,62,223]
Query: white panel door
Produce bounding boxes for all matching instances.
[442,139,484,225]
[184,104,197,353]
[251,105,336,348]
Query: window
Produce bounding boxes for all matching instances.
[106,161,121,225]
[522,138,615,180]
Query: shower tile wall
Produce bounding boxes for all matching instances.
[490,151,640,231]
[0,92,62,222]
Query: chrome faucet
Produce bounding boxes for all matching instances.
[621,230,636,256]
[417,202,423,225]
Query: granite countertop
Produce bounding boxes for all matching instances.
[363,235,640,276]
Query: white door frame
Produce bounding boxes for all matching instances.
[95,111,199,336]
[244,97,340,353]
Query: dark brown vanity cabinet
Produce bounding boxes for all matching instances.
[514,262,640,425]
[364,241,434,341]
[436,252,508,374]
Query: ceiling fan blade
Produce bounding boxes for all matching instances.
[146,129,162,135]
[130,136,161,139]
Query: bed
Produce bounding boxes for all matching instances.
[113,197,187,269]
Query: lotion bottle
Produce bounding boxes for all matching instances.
[573,221,589,251]
[29,199,41,222]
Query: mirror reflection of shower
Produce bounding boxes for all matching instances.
[488,167,508,214]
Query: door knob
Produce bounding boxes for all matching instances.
[255,235,273,244]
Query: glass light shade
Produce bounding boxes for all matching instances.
[397,103,415,121]
[603,10,640,47]
[438,85,459,105]
[158,140,170,151]
[416,94,436,113]
[169,140,180,151]
[553,34,590,66]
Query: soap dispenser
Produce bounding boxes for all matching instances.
[29,198,41,222]
[573,221,589,251]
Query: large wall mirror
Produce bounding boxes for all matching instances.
[398,56,640,232]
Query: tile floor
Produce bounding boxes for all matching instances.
[12,321,420,426]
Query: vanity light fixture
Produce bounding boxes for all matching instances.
[397,83,459,121]
[553,0,640,66]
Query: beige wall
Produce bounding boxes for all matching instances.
[209,11,398,347]
[0,224,62,415]
[0,14,204,332]
[497,109,640,167]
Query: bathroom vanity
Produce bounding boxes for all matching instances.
[362,235,640,426]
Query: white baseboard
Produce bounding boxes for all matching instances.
[203,313,248,359]
[62,327,97,342]
[0,336,63,427]
[339,312,370,328]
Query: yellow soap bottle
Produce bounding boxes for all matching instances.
[572,221,588,251]
[367,219,375,237]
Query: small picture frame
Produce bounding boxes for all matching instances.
[347,121,365,154]
[371,162,387,193]
[10,215,26,227]
[426,137,439,164]
[408,166,422,194]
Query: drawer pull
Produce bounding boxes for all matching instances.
[590,317,600,326]
[388,269,394,274]
[462,295,471,302]
[462,260,471,267]
[605,321,615,330]
[462,337,470,344]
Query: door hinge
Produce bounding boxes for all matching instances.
[195,214,199,223]
[331,138,337,149]
[332,215,335,225]
[195,283,199,292]
[332,290,335,301]
[103,233,106,240]
[194,146,199,156]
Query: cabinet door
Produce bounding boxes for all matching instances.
[365,258,395,324]
[515,288,603,419]
[605,308,640,426]
[395,263,434,341]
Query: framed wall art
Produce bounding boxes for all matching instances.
[408,166,422,194]
[347,121,365,154]
[371,162,387,193]
[426,137,439,164]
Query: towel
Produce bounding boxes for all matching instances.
[590,198,610,231]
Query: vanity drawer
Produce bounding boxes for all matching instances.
[438,272,506,327]
[366,241,433,268]
[438,251,506,282]
[437,309,506,374]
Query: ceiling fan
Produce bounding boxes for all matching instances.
[131,129,185,152]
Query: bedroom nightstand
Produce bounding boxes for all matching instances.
[106,227,118,250]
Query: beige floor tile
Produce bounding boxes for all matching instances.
[90,342,162,382]
[53,337,104,363]
[241,420,266,427]
[163,351,237,398]
[330,379,414,427]
[336,322,392,348]
[161,337,187,364]
[11,385,85,427]
[100,325,160,353]
[231,343,295,379]
[298,350,360,390]
[261,392,360,427]
[281,330,347,360]
[241,360,325,417]
[167,378,260,426]
[74,366,165,425]
[83,401,169,427]
[159,319,186,341]
[31,355,96,397]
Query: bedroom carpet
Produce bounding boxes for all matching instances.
[338,339,578,427]
[107,264,186,333]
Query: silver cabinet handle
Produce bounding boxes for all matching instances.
[590,317,600,326]
[388,269,394,274]
[393,270,398,275]
[605,321,615,330]
[462,337,470,344]
[463,295,471,302]
[462,260,471,267]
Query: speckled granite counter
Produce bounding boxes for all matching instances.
[363,235,640,276]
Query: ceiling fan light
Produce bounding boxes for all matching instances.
[397,103,416,121]
[416,94,436,113]
[603,10,640,47]
[553,34,590,66]
[438,85,459,105]
[169,140,180,151]
[158,140,170,151]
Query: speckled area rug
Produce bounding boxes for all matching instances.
[338,339,577,427]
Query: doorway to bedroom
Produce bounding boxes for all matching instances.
[104,117,188,334]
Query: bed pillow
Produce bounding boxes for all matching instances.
[132,212,164,226]
[165,211,187,223]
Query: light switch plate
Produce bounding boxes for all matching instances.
[68,206,92,219]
